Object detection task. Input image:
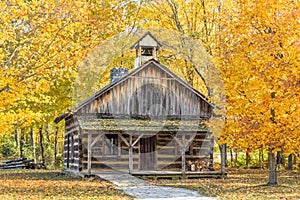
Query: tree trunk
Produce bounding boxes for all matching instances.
[267,150,278,185]
[245,149,250,169]
[14,129,20,156]
[262,149,264,167]
[288,154,293,170]
[267,92,278,185]
[224,144,228,167]
[235,149,238,167]
[259,148,264,169]
[54,127,59,162]
[30,128,37,164]
[220,144,226,176]
[45,123,50,142]
[276,151,281,165]
[39,126,45,167]
[230,148,233,164]
[20,130,24,158]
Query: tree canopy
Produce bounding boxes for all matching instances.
[0,0,299,185]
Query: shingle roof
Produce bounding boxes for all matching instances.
[130,31,162,49]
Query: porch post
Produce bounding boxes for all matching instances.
[118,133,143,174]
[129,135,133,174]
[181,134,186,175]
[87,133,92,175]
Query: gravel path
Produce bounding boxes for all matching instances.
[96,172,216,200]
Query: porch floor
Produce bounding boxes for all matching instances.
[79,169,225,179]
[132,170,225,179]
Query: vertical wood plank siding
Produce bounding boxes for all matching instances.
[79,63,210,117]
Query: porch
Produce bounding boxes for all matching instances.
[77,170,225,180]
[132,170,224,179]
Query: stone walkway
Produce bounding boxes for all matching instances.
[96,172,216,200]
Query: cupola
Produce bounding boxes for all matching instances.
[130,32,162,68]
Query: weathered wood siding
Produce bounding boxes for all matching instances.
[64,116,81,172]
[78,63,211,118]
[156,132,213,170]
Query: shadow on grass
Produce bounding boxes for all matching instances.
[0,170,78,181]
[150,169,300,200]
[0,170,131,199]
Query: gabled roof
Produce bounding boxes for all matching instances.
[54,59,212,123]
[130,31,162,49]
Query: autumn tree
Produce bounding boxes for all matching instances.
[217,0,300,185]
[0,0,140,163]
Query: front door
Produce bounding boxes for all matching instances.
[140,136,157,170]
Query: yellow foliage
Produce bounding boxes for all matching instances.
[0,0,136,134]
[215,0,300,155]
[0,0,298,159]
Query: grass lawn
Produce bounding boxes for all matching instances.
[149,168,300,200]
[1,168,299,200]
[0,169,132,200]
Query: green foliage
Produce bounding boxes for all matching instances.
[44,140,55,169]
[0,128,64,169]
[54,154,63,169]
[21,143,34,160]
[0,136,18,158]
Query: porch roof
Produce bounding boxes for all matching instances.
[76,115,208,132]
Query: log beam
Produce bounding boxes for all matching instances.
[132,134,144,147]
[129,135,133,174]
[87,132,103,175]
[91,134,103,147]
[117,133,144,174]
[118,133,129,146]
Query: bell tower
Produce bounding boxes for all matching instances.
[130,32,162,69]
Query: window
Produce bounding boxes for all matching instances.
[141,48,153,56]
[103,134,118,156]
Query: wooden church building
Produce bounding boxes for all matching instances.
[55,32,215,175]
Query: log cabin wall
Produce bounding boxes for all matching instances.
[64,116,81,172]
[80,131,139,172]
[156,132,214,171]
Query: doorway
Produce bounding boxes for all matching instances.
[140,136,157,170]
